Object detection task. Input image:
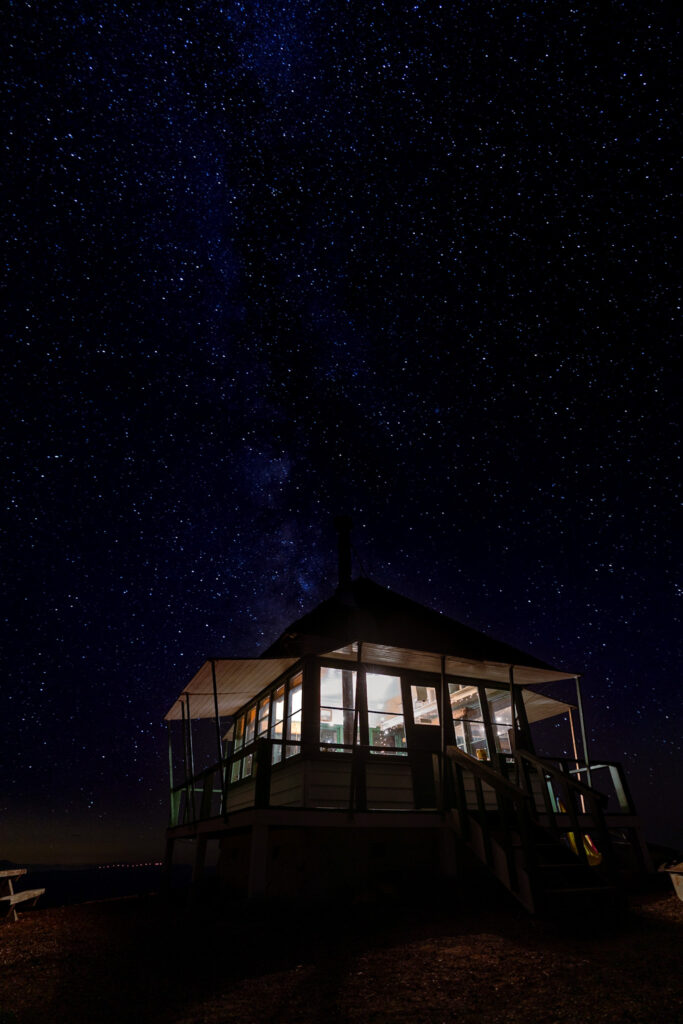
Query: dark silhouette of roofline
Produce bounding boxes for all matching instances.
[261,577,557,671]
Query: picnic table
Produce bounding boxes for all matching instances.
[0,868,45,922]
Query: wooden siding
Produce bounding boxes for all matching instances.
[366,761,414,809]
[307,759,353,808]
[269,762,304,807]
[226,780,256,812]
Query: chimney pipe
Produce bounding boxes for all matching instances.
[334,516,353,588]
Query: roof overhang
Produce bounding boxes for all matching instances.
[164,640,577,722]
[523,689,575,724]
[327,642,577,686]
[164,658,299,721]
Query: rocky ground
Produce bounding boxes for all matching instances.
[1,882,681,1024]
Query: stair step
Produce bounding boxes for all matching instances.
[543,885,615,896]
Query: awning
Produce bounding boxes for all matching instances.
[164,658,298,721]
[523,690,575,724]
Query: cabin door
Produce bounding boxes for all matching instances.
[405,682,443,808]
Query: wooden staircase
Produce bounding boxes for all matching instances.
[445,746,625,916]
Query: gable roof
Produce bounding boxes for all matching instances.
[262,577,560,672]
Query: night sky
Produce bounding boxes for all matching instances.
[3,3,680,865]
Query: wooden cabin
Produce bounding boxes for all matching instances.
[163,526,651,914]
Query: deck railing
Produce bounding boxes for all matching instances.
[169,741,638,844]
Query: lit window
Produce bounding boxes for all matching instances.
[230,758,241,783]
[449,683,489,760]
[242,753,253,777]
[245,706,256,746]
[271,684,285,763]
[367,673,406,753]
[286,673,303,758]
[257,696,270,738]
[411,684,440,726]
[234,716,244,752]
[320,666,357,749]
[486,689,513,754]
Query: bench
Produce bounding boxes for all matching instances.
[0,869,45,922]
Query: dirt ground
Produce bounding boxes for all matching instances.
[1,883,681,1024]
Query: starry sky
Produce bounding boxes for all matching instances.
[2,2,680,864]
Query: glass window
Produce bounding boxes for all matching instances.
[320,666,357,749]
[257,696,270,738]
[411,684,440,726]
[230,758,241,783]
[486,688,513,754]
[234,716,244,752]
[449,683,490,760]
[271,684,285,764]
[245,706,256,746]
[367,672,406,753]
[286,672,303,758]
[242,753,253,777]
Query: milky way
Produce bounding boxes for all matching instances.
[2,3,680,861]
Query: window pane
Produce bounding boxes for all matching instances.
[286,673,303,755]
[320,706,356,746]
[366,673,402,713]
[272,684,285,729]
[245,707,256,745]
[288,674,303,715]
[486,689,513,753]
[320,667,357,747]
[469,722,489,759]
[242,753,253,777]
[449,683,489,760]
[287,710,302,742]
[230,758,241,783]
[368,711,407,751]
[257,697,270,737]
[271,743,282,765]
[234,716,244,751]
[320,666,356,708]
[411,685,440,726]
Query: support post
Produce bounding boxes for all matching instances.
[210,660,225,800]
[574,676,592,787]
[162,836,174,893]
[185,694,196,779]
[167,722,178,826]
[185,695,197,822]
[247,824,269,898]
[439,655,446,810]
[508,665,516,749]
[348,642,367,813]
[180,699,191,823]
[191,837,208,902]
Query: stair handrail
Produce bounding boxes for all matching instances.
[446,746,529,803]
[515,749,608,805]
[515,748,616,876]
[445,745,539,906]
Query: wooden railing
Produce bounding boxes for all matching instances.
[445,745,538,909]
[169,740,634,882]
[514,748,617,877]
[539,757,638,815]
[444,745,627,910]
[170,762,224,827]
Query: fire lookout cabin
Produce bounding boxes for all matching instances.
[163,528,650,914]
